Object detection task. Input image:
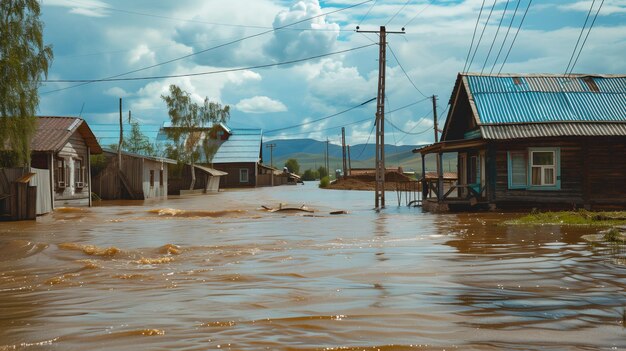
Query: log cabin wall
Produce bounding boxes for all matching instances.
[491,137,626,209]
[213,162,257,188]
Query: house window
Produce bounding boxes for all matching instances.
[56,158,67,189]
[507,148,560,190]
[74,158,86,188]
[150,170,155,187]
[239,169,249,183]
[531,150,556,186]
[159,170,164,187]
[507,151,527,189]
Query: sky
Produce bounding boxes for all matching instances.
[38,0,626,147]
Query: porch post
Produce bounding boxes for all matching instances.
[437,152,443,201]
[421,153,426,199]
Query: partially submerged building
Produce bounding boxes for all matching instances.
[210,128,264,188]
[415,73,626,211]
[91,149,176,200]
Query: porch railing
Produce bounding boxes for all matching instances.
[423,178,486,202]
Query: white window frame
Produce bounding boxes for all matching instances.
[239,168,249,183]
[507,147,560,190]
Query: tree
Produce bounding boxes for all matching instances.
[0,0,53,166]
[284,158,300,175]
[161,84,230,189]
[317,166,328,179]
[125,121,155,156]
[302,169,319,181]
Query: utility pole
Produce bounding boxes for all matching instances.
[118,98,123,171]
[266,143,276,186]
[432,95,443,200]
[356,25,405,209]
[341,127,347,179]
[325,138,329,178]
[347,145,352,176]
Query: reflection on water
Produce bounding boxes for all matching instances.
[0,184,624,350]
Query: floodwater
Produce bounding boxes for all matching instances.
[0,184,624,351]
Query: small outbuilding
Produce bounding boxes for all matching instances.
[415,73,626,211]
[91,149,176,200]
[210,128,264,188]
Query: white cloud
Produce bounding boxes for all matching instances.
[104,87,130,97]
[43,0,109,17]
[235,96,287,113]
[559,1,626,15]
[264,0,340,61]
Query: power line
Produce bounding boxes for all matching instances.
[489,0,522,74]
[467,0,498,72]
[43,44,376,83]
[388,43,428,98]
[564,0,596,75]
[358,0,379,26]
[385,0,411,26]
[498,0,532,74]
[463,0,486,73]
[65,0,355,32]
[481,0,511,73]
[264,97,376,134]
[41,0,374,95]
[355,121,377,159]
[568,0,605,75]
[404,0,436,28]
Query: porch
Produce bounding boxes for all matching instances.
[415,139,491,212]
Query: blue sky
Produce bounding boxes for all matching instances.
[38,0,626,147]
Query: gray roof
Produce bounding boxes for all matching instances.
[211,128,262,164]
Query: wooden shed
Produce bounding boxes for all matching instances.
[168,164,227,195]
[414,73,626,211]
[92,149,176,200]
[209,128,264,188]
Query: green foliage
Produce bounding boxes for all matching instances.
[319,176,330,188]
[124,121,155,156]
[284,158,300,175]
[302,169,319,181]
[0,0,54,166]
[161,84,230,166]
[506,210,626,226]
[603,228,624,242]
[89,154,108,177]
[317,166,328,179]
[0,151,19,167]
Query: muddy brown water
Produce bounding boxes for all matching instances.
[0,184,624,350]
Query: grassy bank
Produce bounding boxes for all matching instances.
[505,210,626,226]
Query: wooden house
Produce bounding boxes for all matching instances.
[414,73,626,211]
[91,149,176,200]
[29,116,102,208]
[209,128,264,188]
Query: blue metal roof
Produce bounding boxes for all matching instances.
[211,128,263,164]
[465,74,626,124]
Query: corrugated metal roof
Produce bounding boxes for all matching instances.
[480,123,626,139]
[211,128,262,164]
[33,117,102,154]
[465,74,626,125]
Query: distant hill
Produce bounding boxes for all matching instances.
[262,139,457,174]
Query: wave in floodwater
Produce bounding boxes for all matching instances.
[0,185,624,350]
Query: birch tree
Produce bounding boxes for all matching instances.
[0,0,53,166]
[161,84,229,190]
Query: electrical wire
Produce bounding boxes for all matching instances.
[264,97,376,135]
[355,121,377,159]
[497,0,532,74]
[387,43,428,98]
[385,0,412,26]
[481,0,511,73]
[489,0,522,74]
[403,0,436,28]
[41,0,374,95]
[463,0,487,73]
[358,0,379,26]
[43,44,377,83]
[467,0,498,72]
[564,0,596,75]
[567,0,605,76]
[65,0,355,32]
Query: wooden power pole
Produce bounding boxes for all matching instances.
[118,98,123,171]
[357,25,404,209]
[341,127,347,179]
[265,143,276,186]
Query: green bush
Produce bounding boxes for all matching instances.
[319,176,330,188]
[302,169,319,181]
